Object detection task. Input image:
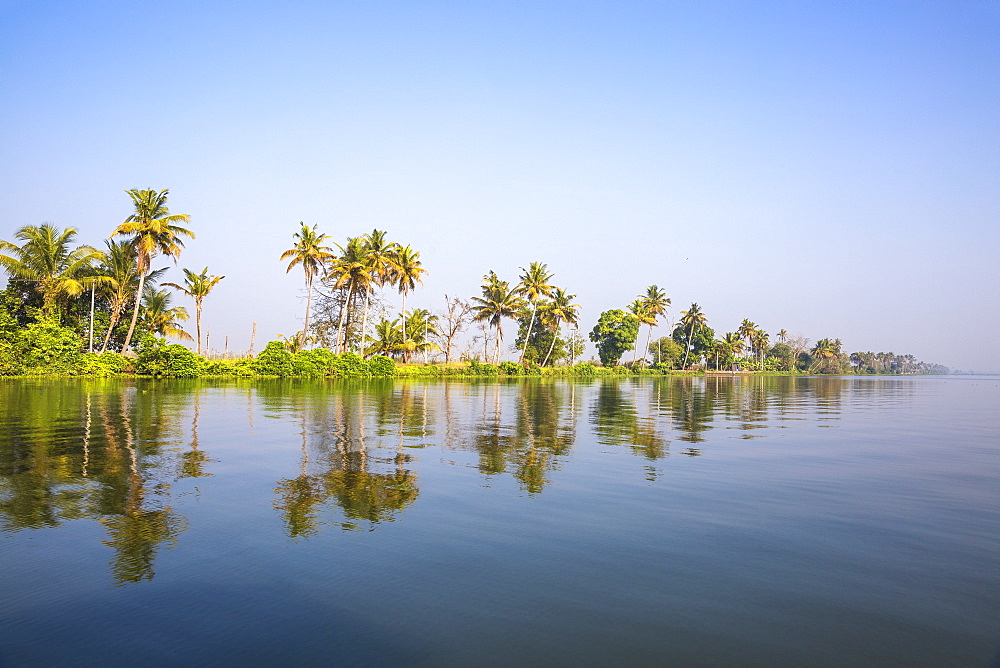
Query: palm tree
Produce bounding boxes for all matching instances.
[750,329,769,368]
[515,262,554,363]
[640,285,670,365]
[471,271,523,363]
[722,331,744,362]
[280,222,334,350]
[0,223,104,317]
[96,240,167,352]
[140,287,192,342]
[540,287,579,366]
[679,302,707,368]
[402,308,441,363]
[628,298,654,364]
[112,189,193,352]
[328,236,373,353]
[776,329,789,343]
[391,245,426,346]
[364,317,403,358]
[358,229,399,355]
[164,267,225,355]
[737,319,757,351]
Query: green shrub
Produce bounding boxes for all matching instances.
[21,319,83,374]
[368,355,396,376]
[78,351,129,376]
[135,337,205,377]
[469,359,499,376]
[498,361,522,376]
[255,341,294,376]
[329,351,370,377]
[573,362,598,376]
[0,337,26,375]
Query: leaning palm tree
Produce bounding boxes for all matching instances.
[0,223,104,317]
[96,240,167,352]
[515,262,554,363]
[471,271,523,363]
[627,298,654,365]
[140,287,193,342]
[112,189,193,352]
[679,302,707,368]
[391,245,426,345]
[164,267,225,355]
[540,287,580,366]
[640,285,670,365]
[280,222,334,350]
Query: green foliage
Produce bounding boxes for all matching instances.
[499,361,523,376]
[78,351,129,376]
[589,310,640,366]
[468,359,499,376]
[328,351,370,377]
[255,341,294,376]
[368,355,396,377]
[0,338,26,375]
[573,362,598,376]
[135,336,204,377]
[648,336,685,369]
[20,318,84,374]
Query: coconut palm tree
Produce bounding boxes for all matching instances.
[403,308,441,363]
[471,271,523,363]
[540,287,580,366]
[737,319,757,351]
[776,329,789,343]
[364,317,403,358]
[391,245,426,346]
[164,267,225,355]
[96,240,167,352]
[112,189,193,352]
[640,285,670,365]
[280,222,334,350]
[515,262,554,363]
[750,329,770,368]
[628,298,654,365]
[328,236,373,353]
[0,223,104,317]
[140,287,192,342]
[358,229,400,355]
[679,302,707,368]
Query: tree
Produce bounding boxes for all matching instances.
[391,245,426,346]
[0,223,104,317]
[364,317,403,358]
[540,287,579,366]
[280,222,334,350]
[435,294,474,363]
[678,303,708,368]
[328,236,372,352]
[471,271,523,363]
[140,287,192,342]
[358,229,399,354]
[112,189,193,352]
[96,240,167,352]
[589,309,640,366]
[164,267,224,355]
[627,298,655,365]
[639,285,670,365]
[648,336,684,368]
[515,262,554,363]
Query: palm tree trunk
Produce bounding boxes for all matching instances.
[360,287,372,355]
[101,299,125,353]
[520,305,537,363]
[400,291,407,345]
[494,323,503,364]
[682,328,693,368]
[195,301,203,355]
[301,275,313,350]
[337,283,355,353]
[542,323,559,367]
[121,270,147,353]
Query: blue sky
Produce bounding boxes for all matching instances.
[2,1,997,370]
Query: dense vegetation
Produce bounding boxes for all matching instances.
[0,188,949,377]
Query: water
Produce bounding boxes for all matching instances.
[1,375,997,665]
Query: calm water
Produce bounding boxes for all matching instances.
[1,375,997,665]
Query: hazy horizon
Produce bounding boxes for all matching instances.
[2,2,997,372]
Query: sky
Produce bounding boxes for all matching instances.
[1,1,997,371]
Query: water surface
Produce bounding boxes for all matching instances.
[1,375,997,665]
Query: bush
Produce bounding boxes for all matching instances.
[255,341,294,376]
[498,361,522,376]
[368,355,396,377]
[135,337,205,377]
[21,319,83,374]
[468,359,499,376]
[78,351,129,377]
[329,351,370,378]
[573,362,598,376]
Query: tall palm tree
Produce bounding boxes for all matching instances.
[541,287,580,366]
[471,271,523,363]
[640,285,670,365]
[140,287,192,342]
[679,302,707,368]
[96,240,167,352]
[164,267,225,355]
[627,298,654,364]
[0,223,104,317]
[280,222,334,350]
[391,245,426,346]
[328,236,373,353]
[737,319,757,352]
[112,189,193,352]
[776,329,789,343]
[515,262,554,363]
[358,229,399,355]
[750,329,769,368]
